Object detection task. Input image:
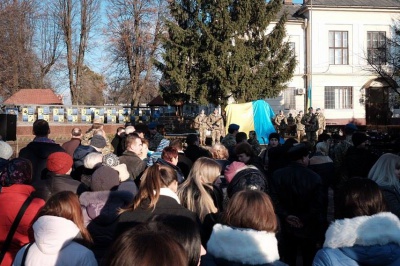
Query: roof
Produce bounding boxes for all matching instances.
[303,0,400,8]
[147,95,167,106]
[3,89,63,105]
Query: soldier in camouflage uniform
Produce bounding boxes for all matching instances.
[315,108,326,135]
[147,122,164,151]
[81,118,113,155]
[194,109,209,146]
[274,110,288,138]
[221,123,240,150]
[295,111,305,142]
[208,108,224,146]
[248,130,262,156]
[301,107,319,144]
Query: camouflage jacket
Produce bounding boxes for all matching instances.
[295,115,305,131]
[208,114,224,131]
[148,132,164,151]
[194,114,208,129]
[316,113,326,130]
[221,133,236,149]
[301,113,318,132]
[81,130,113,155]
[274,114,287,126]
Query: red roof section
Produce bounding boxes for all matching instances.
[4,89,63,105]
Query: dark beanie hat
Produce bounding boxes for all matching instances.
[91,165,120,191]
[227,168,266,198]
[287,143,309,161]
[47,152,73,174]
[0,158,32,187]
[352,132,369,147]
[90,135,107,149]
[268,132,280,141]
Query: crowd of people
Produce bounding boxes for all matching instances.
[1,114,400,266]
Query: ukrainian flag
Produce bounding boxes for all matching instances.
[225,100,276,144]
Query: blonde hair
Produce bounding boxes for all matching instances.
[368,153,400,190]
[211,143,229,160]
[177,157,221,221]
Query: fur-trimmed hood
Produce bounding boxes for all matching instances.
[207,224,280,265]
[324,212,400,249]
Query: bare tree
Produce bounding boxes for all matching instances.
[106,0,166,109]
[55,0,100,104]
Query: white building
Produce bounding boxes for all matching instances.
[265,0,400,126]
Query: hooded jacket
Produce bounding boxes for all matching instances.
[12,215,97,266]
[201,224,286,266]
[79,190,134,262]
[0,185,45,266]
[313,212,400,266]
[19,141,65,186]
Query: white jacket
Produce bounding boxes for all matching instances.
[13,215,97,266]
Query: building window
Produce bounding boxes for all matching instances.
[283,87,296,110]
[325,86,353,109]
[329,31,348,65]
[367,31,386,65]
[288,42,295,56]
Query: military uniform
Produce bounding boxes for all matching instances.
[148,132,164,151]
[208,113,224,146]
[295,114,305,142]
[194,114,209,145]
[274,114,288,138]
[81,130,113,155]
[316,113,326,135]
[301,111,318,143]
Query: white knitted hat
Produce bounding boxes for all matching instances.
[0,141,13,160]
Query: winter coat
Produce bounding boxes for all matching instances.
[156,158,185,184]
[184,145,212,163]
[344,146,379,178]
[380,185,400,219]
[61,138,81,158]
[270,162,324,239]
[19,141,65,186]
[118,150,147,180]
[12,215,97,266]
[116,188,198,237]
[0,185,45,266]
[79,190,134,263]
[201,224,287,266]
[35,172,89,201]
[313,212,400,266]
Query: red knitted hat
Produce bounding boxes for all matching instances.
[47,152,73,174]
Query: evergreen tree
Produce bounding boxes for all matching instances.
[160,0,296,105]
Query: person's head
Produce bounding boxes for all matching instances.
[83,152,103,169]
[308,107,314,114]
[287,143,310,165]
[162,146,179,165]
[335,178,387,220]
[213,108,219,115]
[235,142,255,164]
[33,119,50,137]
[91,166,120,191]
[125,125,135,135]
[104,228,187,266]
[268,132,280,147]
[103,153,120,167]
[46,152,73,175]
[352,132,369,148]
[278,110,283,115]
[148,215,203,266]
[187,157,221,185]
[315,141,329,156]
[116,127,125,136]
[71,127,82,138]
[134,130,144,138]
[235,132,248,144]
[227,167,266,198]
[224,161,246,183]
[288,113,293,117]
[170,139,183,151]
[0,158,32,187]
[298,110,303,116]
[223,190,277,232]
[38,191,92,245]
[211,143,229,160]
[0,141,13,160]
[316,108,321,114]
[228,124,240,134]
[90,135,107,152]
[141,138,149,153]
[186,134,199,146]
[249,131,257,140]
[200,109,205,115]
[148,122,157,133]
[368,153,400,188]
[92,118,104,128]
[157,124,166,135]
[125,164,178,211]
[344,123,358,135]
[125,134,143,155]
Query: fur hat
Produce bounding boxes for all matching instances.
[47,152,73,174]
[227,167,266,198]
[0,158,32,187]
[91,165,120,191]
[224,161,246,183]
[90,135,107,149]
[0,141,13,160]
[352,132,369,147]
[268,133,280,141]
[103,153,120,167]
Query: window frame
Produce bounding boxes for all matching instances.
[329,31,349,65]
[324,86,353,109]
[367,31,387,65]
